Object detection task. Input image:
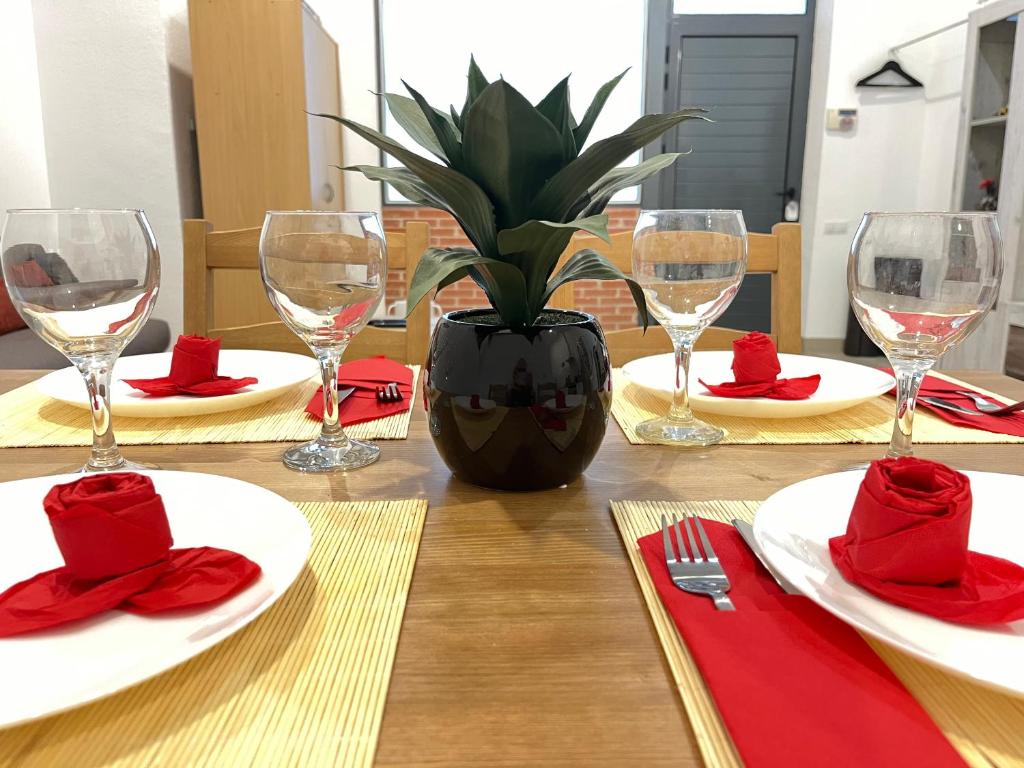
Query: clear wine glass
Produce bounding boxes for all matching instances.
[849,212,1002,458]
[631,209,748,446]
[259,211,386,472]
[1,208,160,472]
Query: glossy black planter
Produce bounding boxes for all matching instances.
[424,309,612,491]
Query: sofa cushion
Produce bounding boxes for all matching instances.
[0,260,53,335]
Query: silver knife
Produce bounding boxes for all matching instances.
[731,519,800,595]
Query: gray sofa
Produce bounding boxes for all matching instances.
[0,320,171,369]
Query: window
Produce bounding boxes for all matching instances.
[377,0,646,204]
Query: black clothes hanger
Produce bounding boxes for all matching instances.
[856,59,924,88]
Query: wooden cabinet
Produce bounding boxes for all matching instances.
[188,0,344,230]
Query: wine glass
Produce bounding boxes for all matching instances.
[631,210,748,445]
[259,211,386,472]
[849,212,1002,458]
[1,208,160,472]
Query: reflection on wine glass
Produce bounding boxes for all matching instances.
[1,208,160,472]
[849,212,1002,457]
[259,211,386,472]
[632,209,748,446]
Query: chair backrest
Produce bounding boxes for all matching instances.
[548,222,801,367]
[182,219,431,364]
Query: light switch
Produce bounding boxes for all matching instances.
[824,220,850,234]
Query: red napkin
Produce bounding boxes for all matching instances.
[699,332,820,399]
[124,335,258,397]
[888,371,1024,438]
[305,355,413,425]
[639,520,966,768]
[0,473,261,638]
[830,457,1024,625]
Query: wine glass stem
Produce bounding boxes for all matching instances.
[669,335,696,423]
[887,358,933,458]
[77,355,124,470]
[316,345,351,448]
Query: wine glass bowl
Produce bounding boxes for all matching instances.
[848,212,1002,457]
[631,210,748,446]
[259,211,386,473]
[1,208,160,472]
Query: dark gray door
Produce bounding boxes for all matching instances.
[672,36,798,232]
[644,4,815,332]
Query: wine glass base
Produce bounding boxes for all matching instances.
[68,457,160,474]
[282,438,380,473]
[635,416,725,446]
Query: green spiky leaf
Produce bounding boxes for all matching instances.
[315,112,497,256]
[534,76,577,160]
[402,80,463,167]
[544,248,649,329]
[532,108,709,221]
[573,68,628,149]
[460,55,490,120]
[570,152,686,219]
[496,214,610,317]
[381,93,447,160]
[462,80,566,230]
[408,246,530,329]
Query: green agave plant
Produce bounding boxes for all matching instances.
[316,57,707,331]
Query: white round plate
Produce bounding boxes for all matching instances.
[0,470,311,727]
[753,470,1024,696]
[622,351,894,418]
[36,350,319,418]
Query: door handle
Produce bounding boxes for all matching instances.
[775,186,797,200]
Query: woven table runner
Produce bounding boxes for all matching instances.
[0,367,419,447]
[611,369,1024,445]
[0,498,427,768]
[612,499,1024,768]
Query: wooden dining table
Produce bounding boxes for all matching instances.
[1,368,1022,767]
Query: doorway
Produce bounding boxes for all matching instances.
[645,1,815,332]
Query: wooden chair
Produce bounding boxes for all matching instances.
[549,222,801,367]
[182,219,431,364]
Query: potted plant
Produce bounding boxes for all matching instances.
[318,58,704,490]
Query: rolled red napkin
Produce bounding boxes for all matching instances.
[830,457,1024,624]
[699,332,820,400]
[0,473,261,638]
[124,335,258,397]
[305,355,413,425]
[45,472,173,581]
[639,520,966,767]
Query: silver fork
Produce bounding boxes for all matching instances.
[376,382,404,403]
[662,513,735,611]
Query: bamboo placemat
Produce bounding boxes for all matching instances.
[0,367,419,447]
[611,369,1024,446]
[0,498,428,768]
[612,499,1024,768]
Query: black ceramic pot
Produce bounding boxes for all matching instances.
[424,309,612,491]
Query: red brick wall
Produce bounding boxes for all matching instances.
[381,205,641,328]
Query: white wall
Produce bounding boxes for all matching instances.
[0,0,50,216]
[801,0,977,339]
[28,0,196,337]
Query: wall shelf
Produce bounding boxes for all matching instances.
[948,0,1024,373]
[971,114,1009,127]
